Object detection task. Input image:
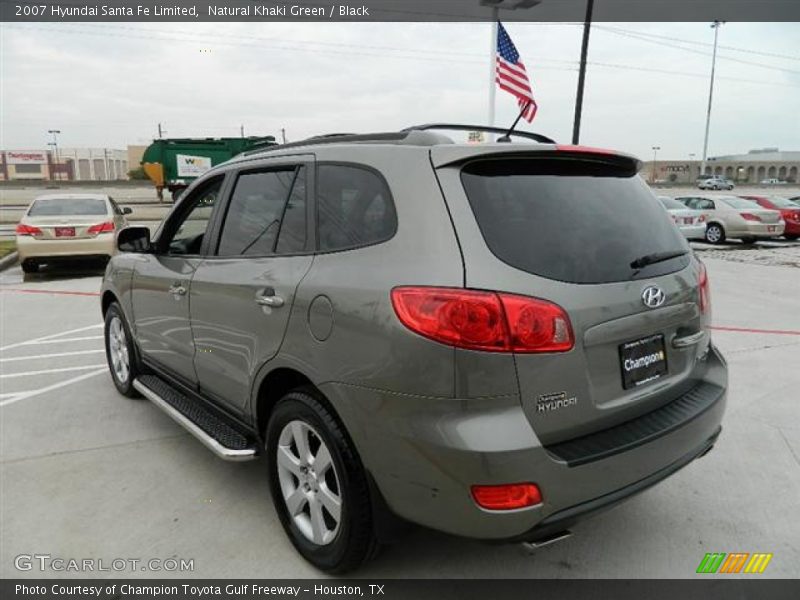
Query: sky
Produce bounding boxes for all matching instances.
[1,21,798,160]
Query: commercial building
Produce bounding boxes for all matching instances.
[0,148,129,181]
[643,148,800,184]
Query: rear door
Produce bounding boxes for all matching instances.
[189,156,314,415]
[434,148,707,444]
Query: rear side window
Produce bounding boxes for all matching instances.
[217,167,306,256]
[317,164,396,252]
[29,198,108,216]
[460,158,689,284]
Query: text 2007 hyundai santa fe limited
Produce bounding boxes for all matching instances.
[100,126,727,573]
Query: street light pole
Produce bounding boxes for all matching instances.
[700,21,724,178]
[572,0,594,144]
[48,129,61,181]
[651,146,661,184]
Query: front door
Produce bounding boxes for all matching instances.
[190,159,314,414]
[131,175,226,384]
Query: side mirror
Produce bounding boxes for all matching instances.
[122,206,133,215]
[118,226,151,253]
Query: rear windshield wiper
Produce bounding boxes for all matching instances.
[629,250,688,270]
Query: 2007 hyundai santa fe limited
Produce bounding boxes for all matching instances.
[100,125,727,572]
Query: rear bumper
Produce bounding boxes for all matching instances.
[16,234,115,261]
[324,344,727,541]
[512,426,720,543]
[728,222,785,237]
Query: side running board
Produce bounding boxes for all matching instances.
[133,375,257,461]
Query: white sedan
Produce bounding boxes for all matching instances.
[658,196,706,240]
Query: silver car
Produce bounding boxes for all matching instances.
[658,196,706,240]
[101,127,727,572]
[676,194,785,244]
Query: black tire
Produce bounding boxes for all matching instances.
[104,302,141,398]
[705,223,726,244]
[265,391,378,573]
[785,234,799,241]
[21,260,38,274]
[740,237,757,245]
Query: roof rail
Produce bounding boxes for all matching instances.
[402,123,556,144]
[240,130,451,156]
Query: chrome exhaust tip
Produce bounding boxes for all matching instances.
[521,530,572,552]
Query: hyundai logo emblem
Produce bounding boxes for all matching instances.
[641,285,666,309]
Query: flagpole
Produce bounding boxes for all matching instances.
[488,9,498,140]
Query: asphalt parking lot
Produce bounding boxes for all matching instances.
[1,243,799,579]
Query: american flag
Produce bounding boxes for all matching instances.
[496,22,537,122]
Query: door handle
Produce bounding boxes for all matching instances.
[169,284,187,296]
[672,330,706,348]
[255,294,285,308]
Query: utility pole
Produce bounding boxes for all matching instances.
[572,0,594,144]
[281,128,287,144]
[158,123,165,139]
[700,21,724,178]
[240,124,245,138]
[487,6,499,137]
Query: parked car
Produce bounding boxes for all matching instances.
[657,196,706,240]
[759,178,787,185]
[738,195,800,240]
[697,177,734,191]
[676,195,784,244]
[15,193,131,273]
[102,127,727,572]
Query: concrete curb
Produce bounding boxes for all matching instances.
[0,251,19,272]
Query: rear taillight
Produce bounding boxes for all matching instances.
[697,215,706,223]
[741,213,761,222]
[472,483,542,510]
[87,221,115,234]
[390,287,574,353]
[15,223,42,236]
[698,263,711,315]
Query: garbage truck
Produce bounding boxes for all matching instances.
[141,136,276,201]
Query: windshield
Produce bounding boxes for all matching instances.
[460,158,689,284]
[721,197,760,209]
[28,198,108,216]
[659,197,686,210]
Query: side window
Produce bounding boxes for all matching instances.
[217,167,306,256]
[702,200,715,210]
[316,164,397,252]
[164,176,223,255]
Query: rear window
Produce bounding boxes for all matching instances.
[460,158,689,284]
[28,198,108,216]
[659,197,685,210]
[720,197,759,209]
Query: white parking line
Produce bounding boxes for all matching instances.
[0,324,103,352]
[24,336,104,345]
[0,349,105,363]
[0,367,108,407]
[0,364,107,379]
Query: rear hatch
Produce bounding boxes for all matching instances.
[433,146,709,445]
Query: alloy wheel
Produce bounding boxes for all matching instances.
[108,316,130,384]
[276,420,342,546]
